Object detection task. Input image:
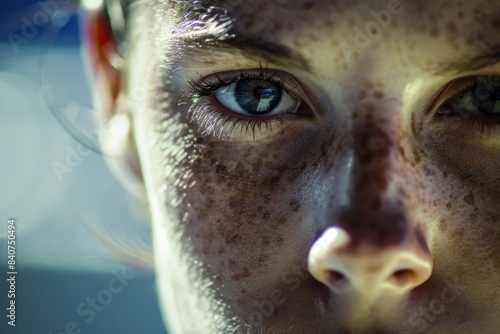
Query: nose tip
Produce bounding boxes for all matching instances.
[308,227,432,298]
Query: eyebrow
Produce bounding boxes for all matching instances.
[176,34,312,72]
[173,3,500,78]
[434,45,500,75]
[177,35,500,76]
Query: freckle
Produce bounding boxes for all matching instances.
[413,151,422,164]
[232,267,250,281]
[225,232,240,244]
[277,216,287,226]
[244,20,254,30]
[263,211,271,219]
[261,235,270,246]
[241,288,247,294]
[252,159,262,174]
[373,90,384,99]
[257,254,268,265]
[492,18,500,29]
[452,228,464,240]
[439,219,448,232]
[430,27,440,37]
[423,165,435,176]
[303,1,315,12]
[446,202,452,209]
[476,31,485,42]
[324,18,335,29]
[263,193,272,203]
[464,192,475,205]
[447,22,457,34]
[216,164,228,177]
[289,199,300,212]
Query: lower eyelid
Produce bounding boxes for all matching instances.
[186,96,311,141]
[182,69,324,141]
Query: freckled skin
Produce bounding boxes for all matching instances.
[121,0,500,333]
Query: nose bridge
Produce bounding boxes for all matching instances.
[307,97,433,298]
[339,98,411,250]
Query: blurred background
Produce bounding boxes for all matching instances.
[0,0,167,333]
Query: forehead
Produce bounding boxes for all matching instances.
[169,0,500,78]
[177,0,500,36]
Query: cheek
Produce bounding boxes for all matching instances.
[175,131,324,281]
[402,102,500,280]
[409,155,500,283]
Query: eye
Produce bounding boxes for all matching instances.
[214,78,301,116]
[437,76,500,119]
[183,69,313,140]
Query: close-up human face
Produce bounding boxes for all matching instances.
[85,0,500,333]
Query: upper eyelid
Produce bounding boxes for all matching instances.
[186,68,303,100]
[441,75,500,101]
[422,75,500,115]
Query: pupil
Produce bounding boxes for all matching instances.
[234,79,282,115]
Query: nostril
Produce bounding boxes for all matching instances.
[390,269,416,286]
[325,270,348,287]
[308,227,432,296]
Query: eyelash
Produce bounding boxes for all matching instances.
[186,68,299,99]
[182,70,500,140]
[435,76,500,136]
[182,68,301,140]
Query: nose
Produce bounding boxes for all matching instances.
[307,97,432,299]
[308,227,432,299]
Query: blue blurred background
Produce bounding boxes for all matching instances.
[0,1,167,333]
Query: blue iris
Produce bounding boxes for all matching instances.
[234,79,282,114]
